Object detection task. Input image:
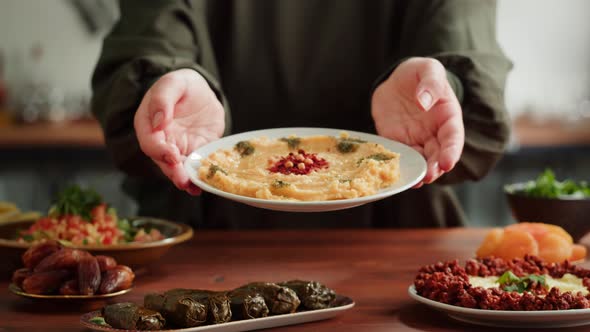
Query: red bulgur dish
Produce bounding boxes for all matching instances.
[414,256,590,310]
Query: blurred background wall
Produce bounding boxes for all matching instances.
[0,0,589,227]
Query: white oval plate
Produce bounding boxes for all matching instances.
[409,285,590,328]
[183,127,426,212]
[80,295,354,332]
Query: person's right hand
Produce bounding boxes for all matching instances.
[134,69,225,195]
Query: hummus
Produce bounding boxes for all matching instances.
[468,274,589,295]
[198,133,400,201]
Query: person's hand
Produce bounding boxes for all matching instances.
[371,57,464,187]
[134,69,225,195]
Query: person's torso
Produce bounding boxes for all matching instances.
[206,0,403,133]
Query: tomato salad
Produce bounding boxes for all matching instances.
[17,186,163,246]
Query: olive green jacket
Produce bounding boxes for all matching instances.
[92,0,511,229]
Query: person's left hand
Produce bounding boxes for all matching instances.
[371,57,464,187]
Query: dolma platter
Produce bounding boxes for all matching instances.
[184,127,426,212]
[80,294,354,332]
[8,283,132,300]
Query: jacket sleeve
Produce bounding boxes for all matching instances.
[377,0,512,184]
[91,0,230,177]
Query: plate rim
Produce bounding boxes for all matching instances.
[9,283,133,300]
[0,216,193,251]
[408,284,590,317]
[183,127,426,209]
[80,294,355,331]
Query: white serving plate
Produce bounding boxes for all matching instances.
[80,295,354,332]
[409,285,590,328]
[183,127,426,212]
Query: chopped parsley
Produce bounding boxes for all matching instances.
[271,180,291,189]
[207,165,228,179]
[336,137,367,153]
[280,137,301,149]
[357,153,394,166]
[497,271,547,293]
[89,317,108,326]
[48,185,103,222]
[235,141,255,157]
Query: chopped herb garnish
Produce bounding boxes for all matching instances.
[21,234,34,242]
[357,153,394,166]
[512,169,590,199]
[337,141,359,153]
[497,271,547,293]
[48,185,103,221]
[235,141,255,157]
[271,180,291,189]
[336,137,367,153]
[207,165,228,179]
[280,137,301,149]
[89,317,107,326]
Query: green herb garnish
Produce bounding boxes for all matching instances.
[280,137,301,149]
[207,165,228,179]
[117,218,136,242]
[235,141,255,157]
[357,153,394,166]
[89,317,108,326]
[336,137,367,153]
[271,180,291,189]
[48,185,103,221]
[21,234,34,242]
[497,271,547,293]
[515,169,590,199]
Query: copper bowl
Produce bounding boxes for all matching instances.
[505,183,590,242]
[0,217,193,278]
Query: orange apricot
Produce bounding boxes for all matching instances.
[570,244,587,262]
[537,233,572,263]
[543,224,573,244]
[505,222,549,242]
[476,228,504,258]
[493,229,539,260]
[506,222,573,244]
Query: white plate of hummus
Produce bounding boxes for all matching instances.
[184,128,426,212]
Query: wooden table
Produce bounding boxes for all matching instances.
[1,228,588,331]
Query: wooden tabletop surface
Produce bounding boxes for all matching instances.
[1,228,589,332]
[1,116,590,149]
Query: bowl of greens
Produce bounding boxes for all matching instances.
[505,169,590,241]
[0,186,193,278]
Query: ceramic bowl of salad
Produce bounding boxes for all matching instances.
[505,169,590,242]
[0,186,193,277]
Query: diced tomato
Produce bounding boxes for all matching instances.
[102,236,113,245]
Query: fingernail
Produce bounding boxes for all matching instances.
[152,111,163,129]
[418,91,433,111]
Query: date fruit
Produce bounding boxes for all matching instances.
[99,265,135,294]
[96,255,117,271]
[59,279,79,295]
[22,241,61,269]
[78,256,101,295]
[34,248,88,272]
[11,268,32,288]
[22,270,71,294]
